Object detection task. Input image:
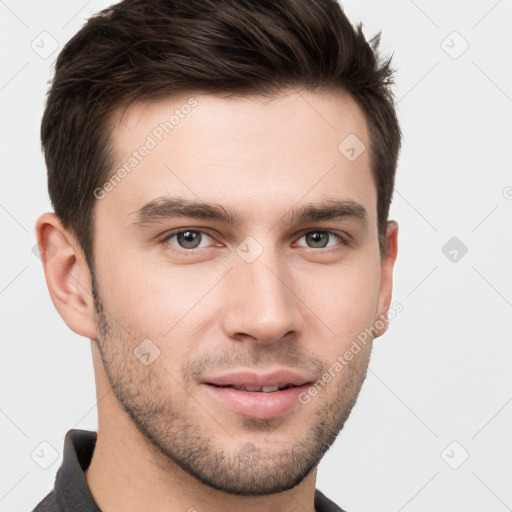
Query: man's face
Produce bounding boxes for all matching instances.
[90,88,394,495]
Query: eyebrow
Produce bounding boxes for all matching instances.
[130,196,368,230]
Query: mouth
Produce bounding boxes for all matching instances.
[208,383,301,392]
[200,370,314,419]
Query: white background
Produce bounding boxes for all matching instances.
[1,1,511,511]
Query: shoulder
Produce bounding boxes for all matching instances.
[31,490,59,512]
[315,488,349,512]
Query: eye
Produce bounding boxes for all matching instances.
[295,230,343,250]
[161,229,217,251]
[159,228,346,254]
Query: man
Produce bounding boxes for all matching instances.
[32,0,401,510]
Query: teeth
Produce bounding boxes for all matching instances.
[244,386,262,392]
[230,384,290,392]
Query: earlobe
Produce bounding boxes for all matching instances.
[35,212,98,340]
[374,220,399,338]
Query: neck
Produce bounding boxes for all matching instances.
[85,417,318,512]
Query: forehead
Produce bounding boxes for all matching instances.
[99,88,375,227]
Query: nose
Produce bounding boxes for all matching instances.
[220,246,304,345]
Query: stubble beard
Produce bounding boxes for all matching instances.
[91,273,372,496]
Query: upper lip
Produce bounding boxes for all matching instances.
[202,369,314,388]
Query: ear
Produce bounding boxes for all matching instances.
[35,212,98,340]
[374,220,399,338]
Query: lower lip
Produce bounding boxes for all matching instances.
[201,384,311,419]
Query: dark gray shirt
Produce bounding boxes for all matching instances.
[31,429,346,512]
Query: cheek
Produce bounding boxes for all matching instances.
[301,261,381,351]
[97,251,224,340]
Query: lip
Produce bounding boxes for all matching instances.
[201,369,314,419]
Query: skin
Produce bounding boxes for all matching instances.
[36,87,398,512]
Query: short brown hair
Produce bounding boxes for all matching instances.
[41,0,401,270]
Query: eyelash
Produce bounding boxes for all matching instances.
[158,229,348,255]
